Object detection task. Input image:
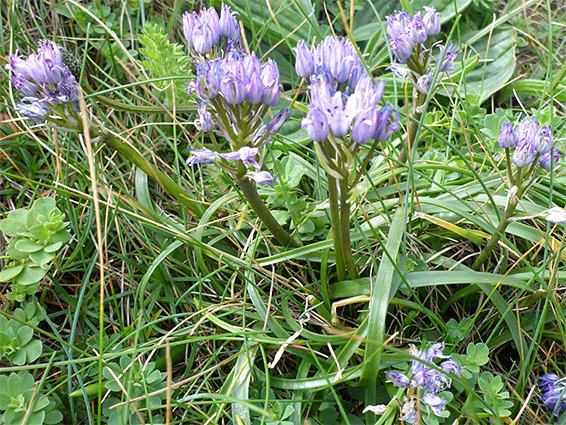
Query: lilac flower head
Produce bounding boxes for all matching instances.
[539,148,562,170]
[186,148,219,166]
[436,42,460,72]
[219,4,240,40]
[517,117,538,144]
[422,7,441,35]
[512,140,537,168]
[545,207,566,224]
[266,108,291,135]
[408,14,428,45]
[6,43,79,123]
[385,343,463,423]
[309,36,363,86]
[293,40,315,78]
[302,107,329,142]
[534,125,553,154]
[389,36,413,64]
[498,121,518,149]
[246,171,278,186]
[539,374,566,418]
[196,102,215,132]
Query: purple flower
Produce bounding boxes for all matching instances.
[16,99,49,123]
[219,4,240,40]
[351,108,378,144]
[246,171,278,186]
[513,140,536,168]
[422,393,447,416]
[266,108,291,135]
[386,10,411,39]
[498,121,518,149]
[309,36,363,86]
[387,63,412,79]
[302,107,329,142]
[534,125,553,154]
[221,146,260,169]
[220,74,245,105]
[422,7,441,35]
[408,15,428,45]
[294,40,315,78]
[539,149,562,170]
[539,373,566,418]
[192,23,215,55]
[389,35,413,63]
[436,42,460,72]
[373,104,399,142]
[245,73,264,104]
[545,207,566,224]
[416,69,434,94]
[186,148,219,166]
[260,60,282,106]
[518,117,538,144]
[385,371,410,388]
[196,102,215,132]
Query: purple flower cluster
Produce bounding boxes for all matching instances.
[539,374,566,418]
[293,37,364,87]
[183,5,240,55]
[385,8,460,94]
[295,36,399,145]
[191,51,282,108]
[498,118,560,169]
[387,8,440,64]
[384,343,463,423]
[184,7,288,186]
[5,42,79,123]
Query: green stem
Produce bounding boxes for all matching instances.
[235,164,300,247]
[102,135,204,218]
[397,92,425,166]
[327,174,346,281]
[339,177,359,279]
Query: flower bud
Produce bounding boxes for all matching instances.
[422,7,441,35]
[246,171,278,186]
[219,4,240,40]
[245,73,264,104]
[436,42,460,72]
[260,60,282,106]
[534,125,553,154]
[390,36,413,63]
[202,8,220,45]
[243,53,261,79]
[220,74,245,105]
[512,141,536,168]
[386,10,410,39]
[498,121,517,149]
[539,148,562,169]
[182,12,198,47]
[409,15,428,45]
[266,108,291,134]
[302,107,329,142]
[518,117,538,144]
[374,104,399,141]
[196,102,215,132]
[192,23,214,55]
[17,100,49,123]
[186,148,219,166]
[416,69,433,94]
[352,108,378,144]
[293,40,315,78]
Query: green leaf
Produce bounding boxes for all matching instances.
[29,249,56,266]
[360,208,405,389]
[0,218,28,237]
[15,239,44,253]
[14,267,47,285]
[0,265,24,282]
[459,29,516,103]
[43,242,63,253]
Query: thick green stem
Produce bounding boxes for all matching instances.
[397,93,425,166]
[328,175,346,281]
[235,171,301,248]
[102,135,204,218]
[339,177,359,279]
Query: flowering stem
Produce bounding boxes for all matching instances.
[102,135,204,218]
[505,148,514,187]
[339,177,359,279]
[397,91,426,166]
[472,184,528,271]
[327,175,346,281]
[235,166,301,247]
